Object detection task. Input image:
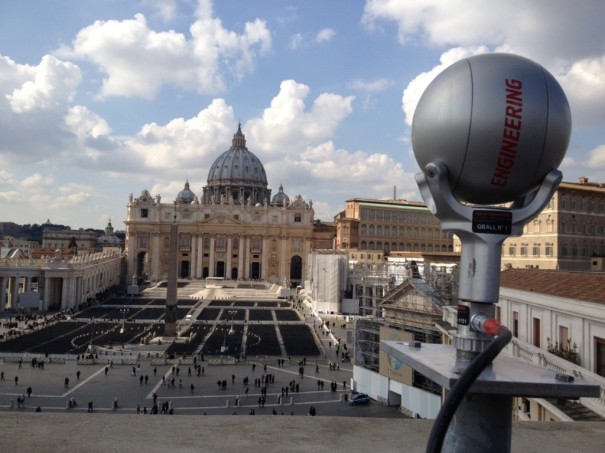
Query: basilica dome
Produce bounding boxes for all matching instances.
[176,180,196,204]
[271,184,290,206]
[203,125,271,205]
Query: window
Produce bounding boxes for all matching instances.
[294,214,301,223]
[216,237,226,252]
[181,236,191,249]
[141,208,148,218]
[520,245,528,256]
[533,317,541,347]
[559,326,569,349]
[293,239,301,253]
[596,337,605,377]
[508,246,516,257]
[251,238,262,252]
[234,214,239,221]
[513,311,519,337]
[203,238,210,250]
[139,235,148,249]
[533,220,540,233]
[545,244,553,256]
[232,239,239,250]
[532,245,540,257]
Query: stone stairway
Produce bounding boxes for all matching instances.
[549,399,605,421]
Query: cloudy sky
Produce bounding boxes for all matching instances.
[1,0,604,230]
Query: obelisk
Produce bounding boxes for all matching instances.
[164,208,178,337]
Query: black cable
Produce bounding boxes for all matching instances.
[426,326,512,453]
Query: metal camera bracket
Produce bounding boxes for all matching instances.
[416,161,561,357]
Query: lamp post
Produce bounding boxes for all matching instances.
[120,308,128,334]
[88,318,95,354]
[228,310,237,335]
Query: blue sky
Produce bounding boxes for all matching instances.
[1,0,604,230]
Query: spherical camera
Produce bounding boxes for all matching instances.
[412,53,571,205]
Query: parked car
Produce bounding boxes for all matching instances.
[348,393,370,406]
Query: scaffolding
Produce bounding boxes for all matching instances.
[352,260,457,377]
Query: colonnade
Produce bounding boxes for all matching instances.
[0,251,123,311]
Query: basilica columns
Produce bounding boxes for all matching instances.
[0,276,6,310]
[151,233,161,281]
[226,236,233,279]
[208,236,216,277]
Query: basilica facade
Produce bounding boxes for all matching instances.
[124,126,318,286]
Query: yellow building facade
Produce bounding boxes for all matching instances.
[334,198,454,257]
[452,177,605,271]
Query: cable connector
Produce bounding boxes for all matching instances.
[470,313,503,337]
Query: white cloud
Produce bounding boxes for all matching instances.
[289,33,303,50]
[142,0,179,22]
[0,170,15,186]
[316,28,335,44]
[364,1,605,128]
[56,5,271,99]
[362,1,604,60]
[20,173,55,191]
[5,55,81,113]
[263,140,418,208]
[0,55,84,161]
[348,78,392,92]
[58,182,94,194]
[0,191,25,204]
[290,28,335,50]
[129,98,235,170]
[588,145,605,168]
[559,55,605,127]
[245,80,354,156]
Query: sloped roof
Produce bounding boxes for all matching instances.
[500,269,605,304]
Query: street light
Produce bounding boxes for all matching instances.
[119,308,128,334]
[88,318,95,354]
[228,310,237,335]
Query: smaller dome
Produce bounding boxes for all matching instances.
[177,181,196,204]
[98,219,122,245]
[271,184,290,206]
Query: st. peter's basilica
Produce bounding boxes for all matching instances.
[125,125,331,286]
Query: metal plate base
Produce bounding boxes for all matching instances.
[381,341,599,398]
